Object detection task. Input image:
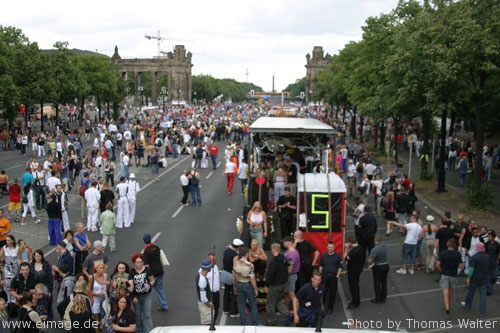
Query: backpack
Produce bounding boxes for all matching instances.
[195,147,203,159]
[79,180,89,197]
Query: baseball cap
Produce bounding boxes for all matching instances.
[232,238,244,247]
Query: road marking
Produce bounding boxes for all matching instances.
[219,309,227,326]
[172,205,184,218]
[5,164,21,170]
[206,171,213,179]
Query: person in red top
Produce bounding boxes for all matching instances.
[8,178,22,222]
[209,144,218,170]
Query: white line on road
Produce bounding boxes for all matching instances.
[206,171,213,179]
[5,164,21,170]
[171,205,184,218]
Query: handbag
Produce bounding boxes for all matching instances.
[220,270,233,285]
[160,249,170,267]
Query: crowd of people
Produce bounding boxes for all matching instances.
[0,105,499,332]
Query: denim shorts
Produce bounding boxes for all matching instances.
[402,243,417,264]
[285,273,297,293]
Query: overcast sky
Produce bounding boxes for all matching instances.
[2,0,400,92]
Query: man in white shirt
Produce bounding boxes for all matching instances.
[115,177,129,228]
[84,181,101,232]
[390,213,423,275]
[56,184,70,232]
[346,160,357,197]
[237,159,249,196]
[370,174,384,217]
[46,170,62,193]
[123,151,130,180]
[126,174,140,225]
[352,197,365,242]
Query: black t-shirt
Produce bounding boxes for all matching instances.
[277,195,296,215]
[436,227,454,251]
[469,252,491,285]
[287,164,298,183]
[143,244,164,277]
[438,249,462,277]
[130,267,154,296]
[113,308,137,333]
[99,189,115,212]
[359,213,378,238]
[346,245,364,274]
[70,310,94,333]
[296,241,317,266]
[319,252,343,274]
[222,247,238,272]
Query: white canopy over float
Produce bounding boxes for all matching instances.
[297,172,347,193]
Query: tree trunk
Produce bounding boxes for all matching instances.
[350,108,356,139]
[394,118,399,165]
[379,122,386,151]
[436,110,447,193]
[359,115,364,144]
[420,113,431,179]
[55,103,59,123]
[40,101,44,132]
[80,97,85,122]
[473,73,486,186]
[448,108,456,137]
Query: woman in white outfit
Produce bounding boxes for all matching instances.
[21,183,39,225]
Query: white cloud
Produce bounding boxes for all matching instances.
[1,0,399,91]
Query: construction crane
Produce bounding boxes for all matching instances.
[145,30,193,57]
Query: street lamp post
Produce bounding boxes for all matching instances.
[161,86,167,112]
[309,89,313,105]
[138,86,144,111]
[193,91,197,105]
[177,88,181,104]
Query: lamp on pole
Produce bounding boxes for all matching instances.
[177,88,181,104]
[138,86,144,111]
[161,86,167,112]
[193,91,197,105]
[309,89,313,105]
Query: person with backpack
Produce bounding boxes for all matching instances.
[57,279,92,331]
[18,291,46,332]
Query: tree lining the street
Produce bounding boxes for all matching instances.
[314,0,500,192]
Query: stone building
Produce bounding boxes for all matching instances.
[112,45,193,104]
[305,46,331,104]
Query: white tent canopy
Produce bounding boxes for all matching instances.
[249,117,335,134]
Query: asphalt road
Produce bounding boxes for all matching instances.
[1,143,499,332]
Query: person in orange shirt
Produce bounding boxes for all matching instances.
[0,208,12,248]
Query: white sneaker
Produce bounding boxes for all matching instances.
[409,269,415,275]
[396,268,407,275]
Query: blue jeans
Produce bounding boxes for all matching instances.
[124,165,130,180]
[172,144,178,158]
[464,282,487,315]
[154,275,168,309]
[236,282,259,325]
[487,262,499,294]
[133,292,153,333]
[190,185,202,205]
[211,155,217,169]
[402,243,417,264]
[48,218,62,245]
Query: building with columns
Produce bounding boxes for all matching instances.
[305,46,331,104]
